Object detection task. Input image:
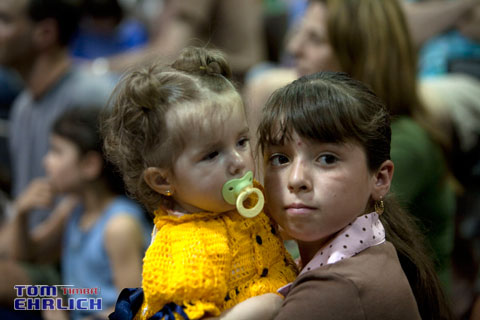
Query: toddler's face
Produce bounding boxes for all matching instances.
[263,131,375,248]
[168,102,255,213]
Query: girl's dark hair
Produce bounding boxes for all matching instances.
[82,0,123,23]
[52,106,125,195]
[258,72,453,320]
[28,0,82,46]
[101,46,240,213]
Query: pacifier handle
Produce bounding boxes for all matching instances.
[236,187,265,218]
[222,171,265,218]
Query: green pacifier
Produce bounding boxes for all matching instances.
[222,171,264,218]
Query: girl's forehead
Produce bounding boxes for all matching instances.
[50,133,76,147]
[167,94,245,139]
[266,128,360,149]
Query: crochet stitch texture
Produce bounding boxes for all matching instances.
[138,191,297,319]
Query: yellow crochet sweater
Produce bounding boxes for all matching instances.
[137,196,298,319]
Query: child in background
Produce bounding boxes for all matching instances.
[102,47,297,320]
[9,107,151,320]
[256,72,453,320]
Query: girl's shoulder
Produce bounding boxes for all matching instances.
[281,242,421,320]
[293,242,410,298]
[107,196,144,216]
[104,196,151,239]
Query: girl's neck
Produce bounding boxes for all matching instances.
[297,234,337,267]
[78,182,116,230]
[26,48,71,100]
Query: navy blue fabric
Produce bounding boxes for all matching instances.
[109,288,189,320]
[150,303,189,320]
[109,288,144,320]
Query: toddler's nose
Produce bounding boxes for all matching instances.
[228,150,246,176]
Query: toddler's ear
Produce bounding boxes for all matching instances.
[143,167,173,196]
[372,160,394,200]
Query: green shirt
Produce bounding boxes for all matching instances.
[391,117,455,289]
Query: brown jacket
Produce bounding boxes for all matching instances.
[275,242,421,320]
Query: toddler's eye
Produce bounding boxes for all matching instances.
[269,154,289,166]
[318,154,337,166]
[202,151,219,161]
[237,137,250,147]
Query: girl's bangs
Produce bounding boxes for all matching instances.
[259,81,362,149]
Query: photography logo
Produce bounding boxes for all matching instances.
[14,285,102,311]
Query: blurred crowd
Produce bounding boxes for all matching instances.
[0,0,479,319]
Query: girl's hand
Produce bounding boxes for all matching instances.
[204,293,283,320]
[14,178,55,215]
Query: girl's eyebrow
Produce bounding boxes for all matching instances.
[239,127,250,136]
[191,140,221,159]
[196,126,251,154]
[199,139,222,152]
[263,140,288,151]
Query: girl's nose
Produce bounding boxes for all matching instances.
[228,150,246,176]
[287,28,303,58]
[42,153,50,171]
[287,160,312,193]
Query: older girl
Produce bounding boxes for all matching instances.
[257,72,453,320]
[246,0,455,293]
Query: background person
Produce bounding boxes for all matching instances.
[100,0,266,83]
[0,0,115,227]
[8,107,151,320]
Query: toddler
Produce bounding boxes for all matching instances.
[102,47,297,319]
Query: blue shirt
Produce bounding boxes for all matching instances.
[62,196,151,320]
[70,19,148,60]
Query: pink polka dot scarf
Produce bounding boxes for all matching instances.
[278,212,385,296]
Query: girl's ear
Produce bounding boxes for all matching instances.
[143,167,173,196]
[82,151,103,180]
[371,160,394,200]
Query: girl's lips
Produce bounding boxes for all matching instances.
[285,204,316,215]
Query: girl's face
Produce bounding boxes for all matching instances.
[43,134,85,193]
[168,101,255,213]
[263,131,375,248]
[287,2,342,77]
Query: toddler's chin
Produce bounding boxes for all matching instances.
[208,202,236,214]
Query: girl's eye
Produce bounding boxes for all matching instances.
[318,154,338,166]
[202,151,219,161]
[307,31,327,45]
[269,154,289,166]
[50,145,62,155]
[237,137,250,148]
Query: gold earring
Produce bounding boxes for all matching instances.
[165,190,172,196]
[375,198,384,215]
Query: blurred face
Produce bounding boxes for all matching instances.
[168,100,255,213]
[263,132,375,249]
[287,2,341,77]
[43,134,85,193]
[0,0,35,68]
